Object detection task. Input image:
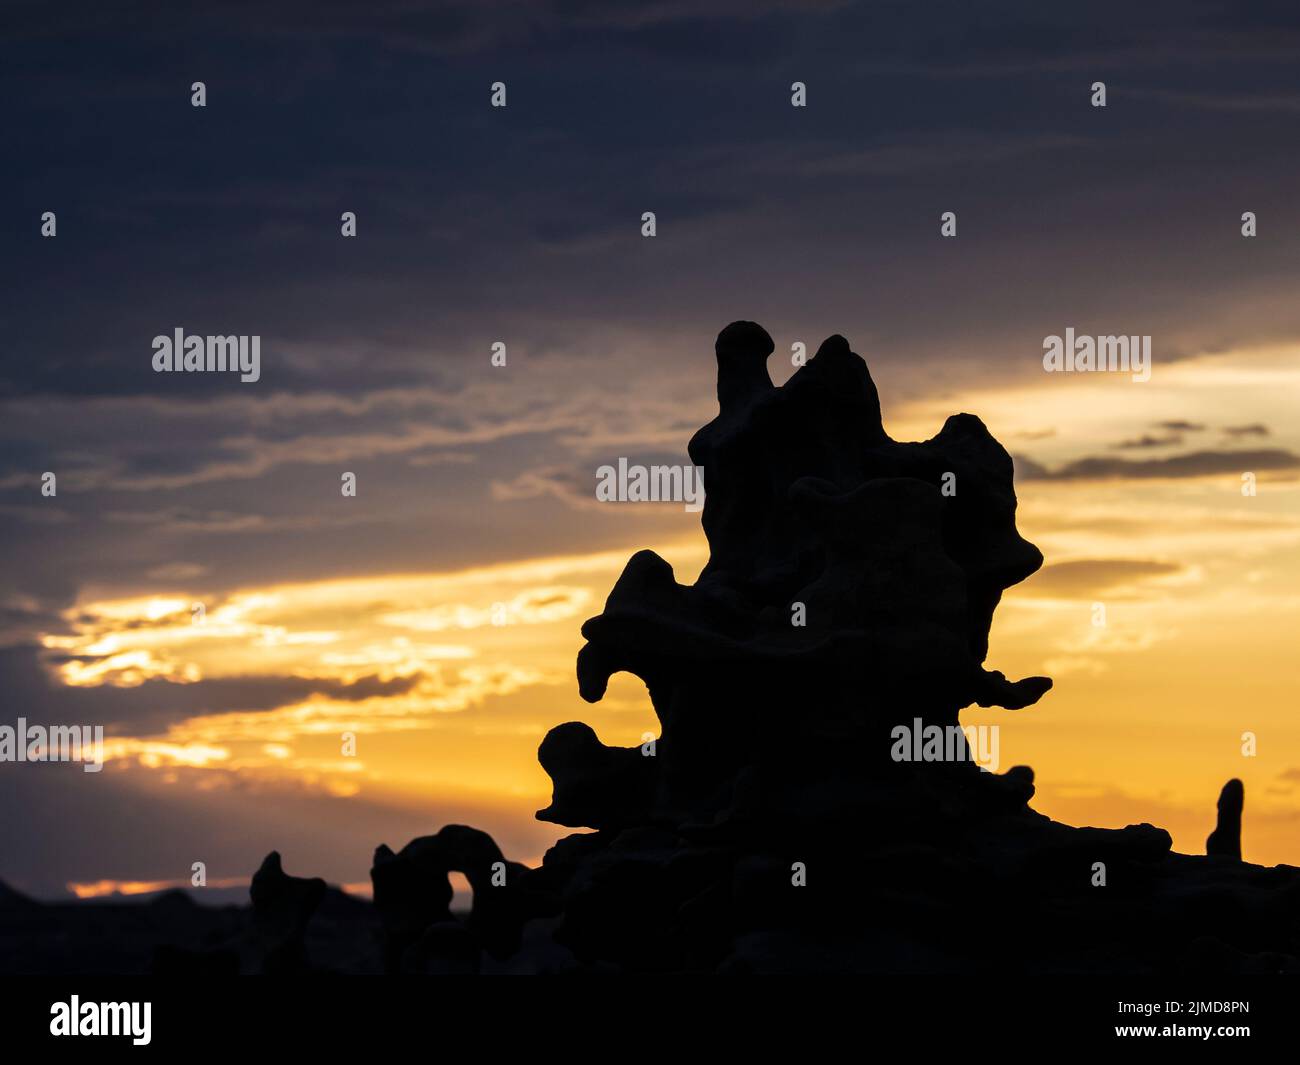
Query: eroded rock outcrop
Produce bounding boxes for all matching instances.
[547,322,1052,838]
[1207,779,1244,860]
[510,323,1297,973]
[371,825,552,972]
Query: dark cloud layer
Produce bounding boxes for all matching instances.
[1015,448,1300,482]
[1113,433,1183,450]
[4,0,1300,401]
[0,646,420,735]
[1020,559,1183,598]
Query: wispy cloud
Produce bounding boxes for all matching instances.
[1015,448,1299,482]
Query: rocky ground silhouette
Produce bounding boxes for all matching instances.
[3,322,1296,975]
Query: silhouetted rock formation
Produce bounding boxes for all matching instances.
[1207,779,1244,859]
[559,323,1053,842]
[370,824,544,972]
[507,324,1296,972]
[249,851,326,973]
[36,321,1297,975]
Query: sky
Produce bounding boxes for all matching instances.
[1,0,1298,900]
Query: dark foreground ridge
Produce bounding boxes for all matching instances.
[6,323,1297,974]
